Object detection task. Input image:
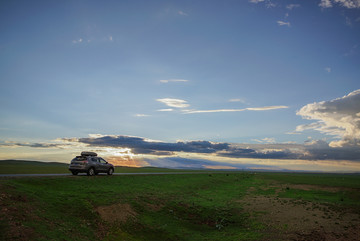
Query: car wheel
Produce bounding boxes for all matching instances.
[107,168,114,175]
[87,167,95,176]
[71,171,78,175]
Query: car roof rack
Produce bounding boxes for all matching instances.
[81,151,97,156]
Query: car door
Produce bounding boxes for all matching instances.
[99,158,109,172]
[91,157,101,172]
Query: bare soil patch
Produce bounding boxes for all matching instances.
[275,183,356,193]
[240,194,360,240]
[96,203,137,224]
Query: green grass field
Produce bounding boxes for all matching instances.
[1,163,360,240]
[0,167,360,240]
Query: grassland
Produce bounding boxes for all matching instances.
[0,160,209,174]
[1,167,359,240]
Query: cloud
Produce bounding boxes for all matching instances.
[157,98,190,108]
[184,109,246,114]
[0,141,67,149]
[5,132,360,162]
[134,114,149,117]
[286,4,301,10]
[74,135,306,160]
[249,0,276,8]
[217,145,303,160]
[265,2,276,8]
[157,109,174,112]
[319,0,360,8]
[319,0,333,7]
[344,44,358,56]
[106,155,148,167]
[252,137,276,143]
[303,139,360,160]
[277,21,291,27]
[345,16,352,26]
[73,135,230,155]
[219,141,360,161]
[72,38,83,44]
[159,79,189,83]
[249,0,265,3]
[229,98,246,103]
[296,89,360,147]
[184,105,288,114]
[178,11,188,16]
[246,106,288,111]
[325,67,331,73]
[143,156,280,170]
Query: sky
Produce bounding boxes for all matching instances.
[1,0,360,172]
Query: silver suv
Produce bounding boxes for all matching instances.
[68,152,114,176]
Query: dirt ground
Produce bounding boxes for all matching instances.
[240,184,360,241]
[96,203,137,224]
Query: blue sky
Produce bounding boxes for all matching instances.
[1,0,360,172]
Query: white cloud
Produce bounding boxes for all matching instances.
[286,4,301,10]
[296,89,360,147]
[249,0,276,7]
[249,0,265,3]
[286,131,302,135]
[295,122,325,133]
[109,36,113,41]
[229,98,246,103]
[247,106,289,111]
[252,137,276,143]
[345,16,352,26]
[134,114,149,117]
[184,106,288,114]
[266,2,276,8]
[184,109,246,114]
[72,38,83,44]
[277,21,291,27]
[319,0,360,8]
[160,79,189,83]
[319,0,333,8]
[325,67,331,73]
[337,0,360,8]
[157,98,190,108]
[178,10,188,16]
[157,109,174,112]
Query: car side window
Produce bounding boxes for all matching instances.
[91,157,97,162]
[99,158,107,164]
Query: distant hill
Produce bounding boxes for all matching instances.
[0,160,68,166]
[0,160,69,174]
